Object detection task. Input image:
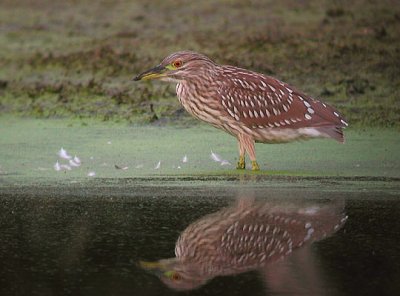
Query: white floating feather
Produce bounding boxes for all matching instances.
[87,171,96,177]
[37,167,49,171]
[154,161,161,170]
[58,148,72,160]
[73,156,81,164]
[182,155,188,163]
[54,161,61,171]
[69,159,80,167]
[220,160,231,166]
[60,164,72,171]
[115,165,129,170]
[210,150,222,162]
[135,164,144,169]
[107,141,112,144]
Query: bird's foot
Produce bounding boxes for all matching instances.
[251,160,260,171]
[236,155,246,170]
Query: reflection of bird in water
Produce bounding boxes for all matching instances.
[140,198,347,291]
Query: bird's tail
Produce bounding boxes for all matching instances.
[316,126,345,143]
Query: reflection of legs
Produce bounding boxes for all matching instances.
[236,137,246,170]
[238,134,260,171]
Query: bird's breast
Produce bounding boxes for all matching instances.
[176,82,225,128]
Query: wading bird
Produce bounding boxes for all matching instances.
[134,51,348,170]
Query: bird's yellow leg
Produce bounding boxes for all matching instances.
[251,160,260,171]
[237,155,246,170]
[238,134,260,171]
[237,137,246,170]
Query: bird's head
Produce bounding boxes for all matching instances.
[133,51,216,82]
[139,258,209,291]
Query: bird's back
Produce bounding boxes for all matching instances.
[214,65,348,142]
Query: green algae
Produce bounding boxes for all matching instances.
[0,117,399,190]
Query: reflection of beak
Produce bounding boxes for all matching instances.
[133,65,166,81]
[139,260,166,277]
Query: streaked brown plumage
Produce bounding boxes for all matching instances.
[134,51,348,170]
[140,199,347,291]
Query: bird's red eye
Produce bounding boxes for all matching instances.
[172,272,181,281]
[173,60,183,68]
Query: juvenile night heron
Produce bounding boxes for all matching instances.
[140,199,347,291]
[134,51,348,170]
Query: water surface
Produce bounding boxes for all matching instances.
[1,182,399,296]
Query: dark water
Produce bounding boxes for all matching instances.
[0,183,399,296]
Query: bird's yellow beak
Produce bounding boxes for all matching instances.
[133,65,166,81]
[139,260,167,277]
[139,260,164,269]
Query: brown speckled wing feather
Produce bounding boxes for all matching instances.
[217,66,348,130]
[217,205,347,269]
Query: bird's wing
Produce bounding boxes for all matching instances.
[218,213,294,268]
[218,207,347,270]
[216,66,348,129]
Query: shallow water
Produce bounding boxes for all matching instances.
[1,183,399,296]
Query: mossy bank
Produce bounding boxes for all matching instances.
[0,0,399,127]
